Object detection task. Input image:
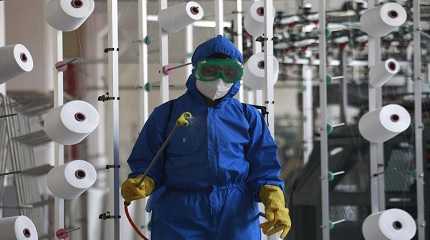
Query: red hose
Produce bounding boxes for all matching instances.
[124,202,149,240]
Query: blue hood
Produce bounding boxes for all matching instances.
[186,35,243,100]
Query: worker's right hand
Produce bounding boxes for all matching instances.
[121,176,155,204]
[259,185,292,238]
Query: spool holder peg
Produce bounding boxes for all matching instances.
[133,36,152,45]
[320,218,347,230]
[372,171,385,177]
[326,75,344,85]
[329,219,347,229]
[144,82,152,92]
[56,226,81,240]
[105,164,121,170]
[326,122,345,135]
[255,36,279,43]
[104,48,119,53]
[372,163,386,177]
[0,113,17,119]
[0,204,34,209]
[160,62,192,75]
[328,171,345,181]
[0,164,54,177]
[99,211,121,220]
[0,170,23,177]
[98,92,120,102]
[55,58,79,72]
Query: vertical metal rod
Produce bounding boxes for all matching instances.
[428,63,430,84]
[138,0,149,123]
[264,0,274,135]
[264,0,278,236]
[251,0,261,104]
[160,0,169,103]
[340,49,348,124]
[215,0,224,35]
[252,0,263,106]
[302,64,313,164]
[235,0,244,102]
[137,0,150,235]
[255,90,264,106]
[368,0,385,213]
[247,91,255,104]
[185,25,193,77]
[318,1,330,239]
[254,4,266,237]
[255,90,263,106]
[54,30,65,232]
[253,35,263,105]
[107,0,120,238]
[413,0,426,238]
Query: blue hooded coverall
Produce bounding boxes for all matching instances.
[127,35,284,240]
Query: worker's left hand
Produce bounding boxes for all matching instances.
[259,185,292,238]
[121,176,155,204]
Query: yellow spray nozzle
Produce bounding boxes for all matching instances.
[176,112,192,127]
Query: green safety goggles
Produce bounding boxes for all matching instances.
[196,58,244,83]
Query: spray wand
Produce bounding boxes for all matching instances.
[124,112,192,239]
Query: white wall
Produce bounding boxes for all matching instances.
[5,0,56,93]
[0,1,4,94]
[4,0,57,237]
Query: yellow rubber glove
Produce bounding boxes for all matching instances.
[121,176,155,204]
[259,185,292,238]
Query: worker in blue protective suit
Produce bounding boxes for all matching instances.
[121,35,291,240]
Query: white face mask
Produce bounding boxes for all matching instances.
[196,79,233,100]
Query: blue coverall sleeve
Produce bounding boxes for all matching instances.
[245,106,285,200]
[127,106,168,185]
